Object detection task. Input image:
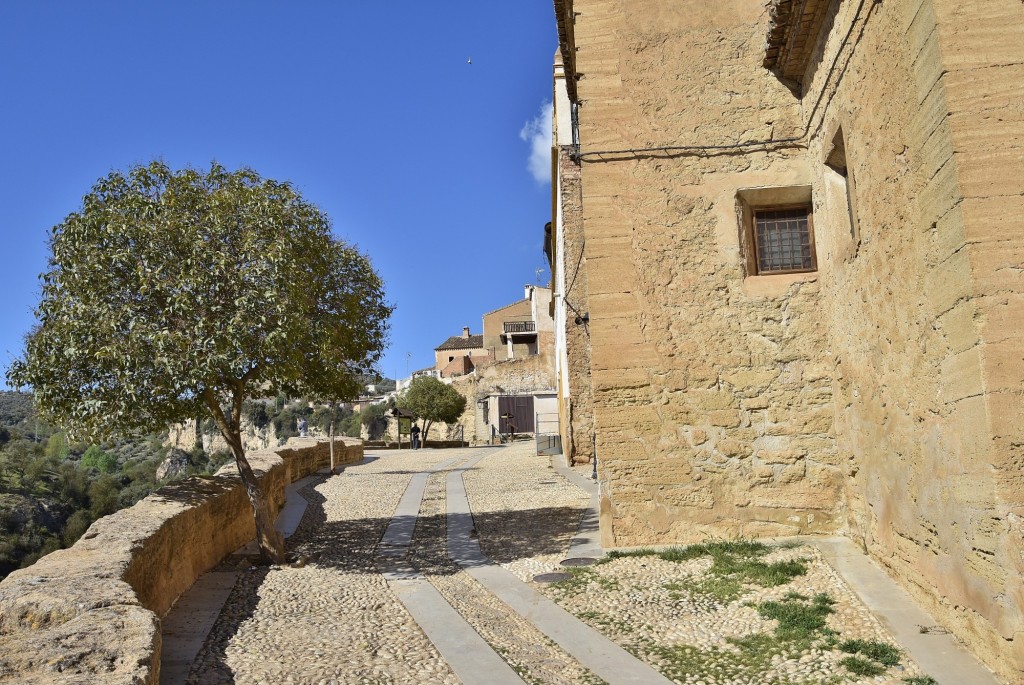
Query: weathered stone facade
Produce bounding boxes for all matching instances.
[553,0,1024,679]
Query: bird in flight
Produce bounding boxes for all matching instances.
[467,58,472,65]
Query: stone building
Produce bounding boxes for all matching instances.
[550,0,1024,680]
[433,326,489,376]
[482,285,555,361]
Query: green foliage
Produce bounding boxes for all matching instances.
[398,376,466,441]
[755,592,835,640]
[80,445,117,473]
[360,402,388,427]
[243,400,270,429]
[602,540,806,602]
[45,433,69,460]
[903,677,938,685]
[340,412,362,437]
[6,161,392,445]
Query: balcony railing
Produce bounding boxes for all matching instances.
[503,321,536,334]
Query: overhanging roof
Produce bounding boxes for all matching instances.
[764,0,837,88]
[554,0,578,102]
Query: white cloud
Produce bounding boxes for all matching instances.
[519,101,553,184]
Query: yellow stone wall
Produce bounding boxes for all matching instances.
[566,0,1024,678]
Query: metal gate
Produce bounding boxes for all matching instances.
[535,412,562,456]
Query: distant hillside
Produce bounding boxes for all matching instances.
[0,391,34,430]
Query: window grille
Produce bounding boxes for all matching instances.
[753,206,816,274]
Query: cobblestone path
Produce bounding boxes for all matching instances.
[176,443,997,685]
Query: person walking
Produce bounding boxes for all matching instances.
[410,423,421,449]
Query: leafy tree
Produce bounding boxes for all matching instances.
[399,377,467,444]
[45,433,69,461]
[243,400,270,429]
[80,445,117,473]
[7,162,392,563]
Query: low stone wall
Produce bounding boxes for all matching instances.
[363,439,469,450]
[0,437,362,685]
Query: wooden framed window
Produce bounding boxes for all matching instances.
[751,205,816,274]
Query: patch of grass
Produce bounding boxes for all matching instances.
[601,547,660,562]
[903,677,938,685]
[839,639,900,666]
[840,655,886,677]
[606,539,807,605]
[551,567,597,596]
[756,592,835,640]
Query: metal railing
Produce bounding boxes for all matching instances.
[503,321,537,334]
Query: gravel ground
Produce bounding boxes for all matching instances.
[182,443,937,685]
[187,451,460,685]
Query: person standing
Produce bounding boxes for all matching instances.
[298,416,308,438]
[410,423,421,449]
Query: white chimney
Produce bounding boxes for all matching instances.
[462,326,470,338]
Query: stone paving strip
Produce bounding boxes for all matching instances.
[412,460,611,685]
[376,449,526,685]
[449,447,676,685]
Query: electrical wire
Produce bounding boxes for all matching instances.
[575,0,875,163]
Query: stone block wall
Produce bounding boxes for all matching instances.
[569,0,841,546]
[563,0,1024,679]
[557,146,595,465]
[801,0,1024,678]
[0,438,362,684]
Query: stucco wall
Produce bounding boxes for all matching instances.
[0,438,363,684]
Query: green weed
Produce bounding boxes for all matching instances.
[840,655,886,677]
[903,677,938,685]
[756,592,835,640]
[839,638,900,666]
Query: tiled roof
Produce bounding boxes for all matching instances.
[435,334,485,351]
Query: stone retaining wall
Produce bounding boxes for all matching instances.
[0,437,362,685]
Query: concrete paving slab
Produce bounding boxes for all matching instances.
[159,571,238,685]
[811,537,1000,685]
[551,455,603,559]
[446,457,675,685]
[391,578,527,685]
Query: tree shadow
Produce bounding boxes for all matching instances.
[185,472,587,682]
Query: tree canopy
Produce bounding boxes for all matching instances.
[399,376,467,444]
[7,161,393,561]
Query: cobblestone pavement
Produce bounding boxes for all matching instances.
[183,444,948,685]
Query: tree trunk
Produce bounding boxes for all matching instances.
[227,435,285,565]
[423,420,432,446]
[204,389,284,565]
[329,402,336,471]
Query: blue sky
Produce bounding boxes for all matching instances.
[0,2,556,386]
